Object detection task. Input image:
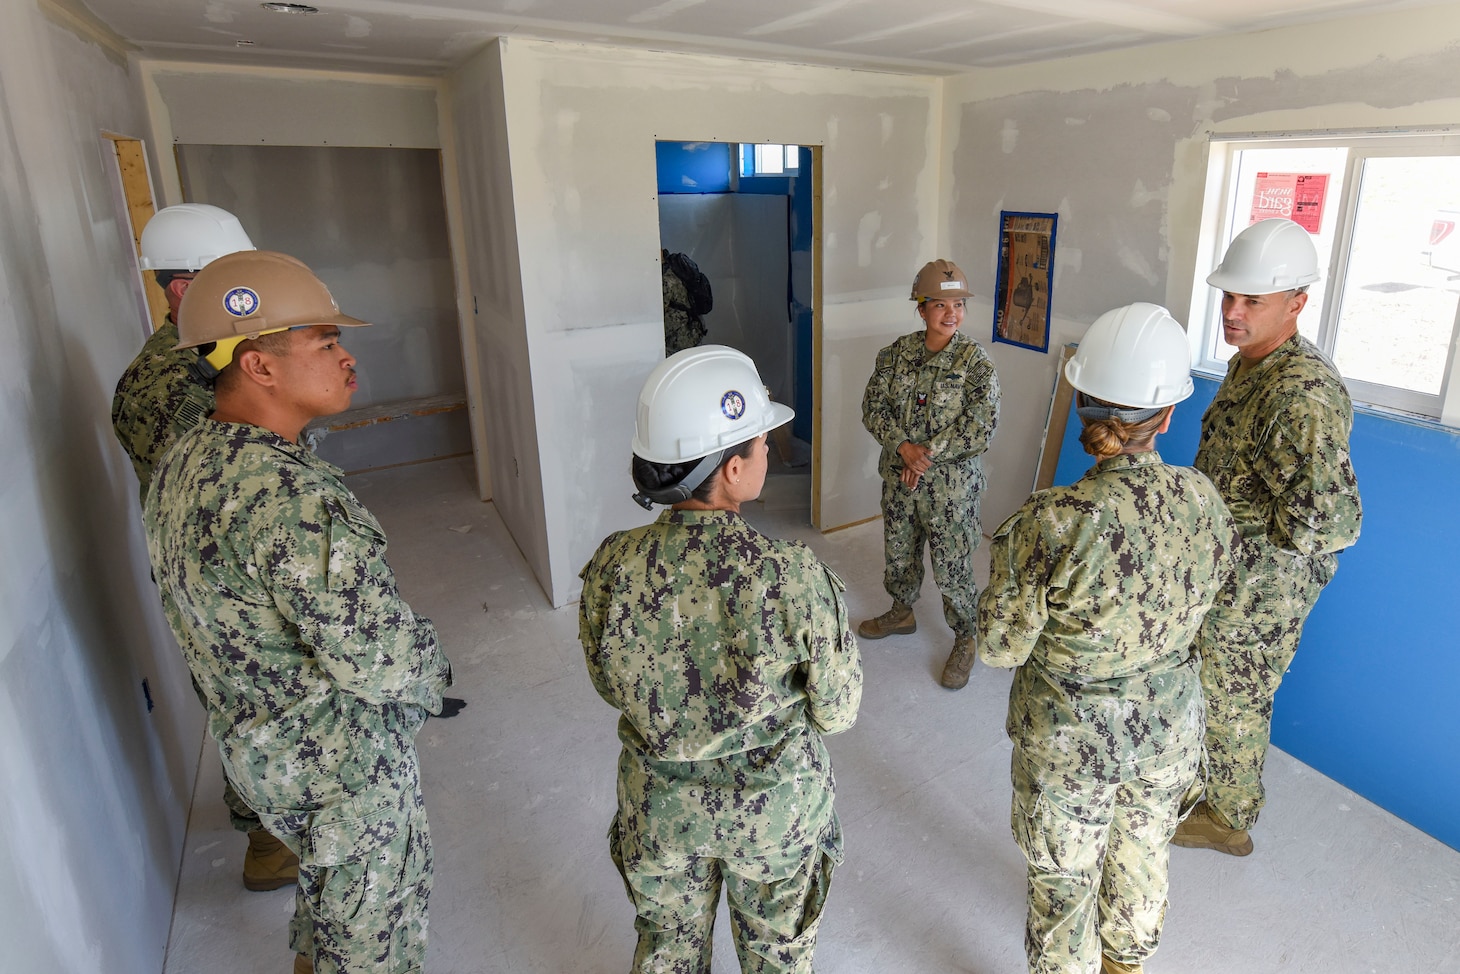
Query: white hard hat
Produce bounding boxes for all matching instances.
[139,204,256,271]
[632,345,793,464]
[1206,218,1320,294]
[1065,303,1194,409]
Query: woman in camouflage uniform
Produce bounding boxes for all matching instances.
[580,345,863,974]
[976,304,1239,974]
[859,258,1000,691]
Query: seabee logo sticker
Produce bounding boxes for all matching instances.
[721,390,746,420]
[223,287,260,317]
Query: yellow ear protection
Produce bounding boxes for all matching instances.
[187,327,297,383]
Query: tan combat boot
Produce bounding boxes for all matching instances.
[293,954,314,974]
[1100,955,1143,974]
[939,633,976,689]
[243,829,300,891]
[1171,800,1253,856]
[857,602,916,639]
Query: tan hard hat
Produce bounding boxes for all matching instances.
[176,250,368,372]
[911,259,973,301]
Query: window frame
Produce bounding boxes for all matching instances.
[1189,128,1460,426]
[739,142,799,177]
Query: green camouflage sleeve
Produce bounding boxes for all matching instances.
[861,346,911,453]
[926,353,1000,461]
[260,493,450,713]
[1255,401,1362,556]
[802,565,862,736]
[975,506,1051,669]
[578,540,618,708]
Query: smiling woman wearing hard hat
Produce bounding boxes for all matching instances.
[976,303,1240,974]
[858,258,1001,691]
[578,344,863,973]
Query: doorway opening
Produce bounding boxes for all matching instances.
[655,140,820,522]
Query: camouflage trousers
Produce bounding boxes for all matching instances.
[664,309,706,356]
[1011,748,1198,974]
[197,670,259,834]
[224,771,264,833]
[608,812,843,974]
[879,464,981,634]
[1192,540,1335,830]
[256,777,433,974]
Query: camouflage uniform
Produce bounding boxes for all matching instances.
[861,330,1000,634]
[145,420,452,974]
[579,509,863,973]
[663,262,706,356]
[977,452,1238,974]
[111,319,215,504]
[111,319,265,834]
[1192,334,1362,830]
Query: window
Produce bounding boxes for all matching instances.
[740,143,799,177]
[1190,131,1460,423]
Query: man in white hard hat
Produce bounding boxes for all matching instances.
[113,203,257,500]
[1173,218,1363,857]
[109,204,305,892]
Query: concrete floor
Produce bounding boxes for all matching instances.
[163,456,1460,974]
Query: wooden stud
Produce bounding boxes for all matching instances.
[112,138,168,332]
[811,144,824,530]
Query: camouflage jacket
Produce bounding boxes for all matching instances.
[862,330,1000,483]
[977,452,1239,783]
[145,420,451,814]
[1195,334,1362,558]
[111,319,215,504]
[579,510,862,851]
[662,263,705,355]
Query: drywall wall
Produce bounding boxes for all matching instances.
[941,4,1460,532]
[447,40,549,595]
[477,36,940,604]
[0,2,201,971]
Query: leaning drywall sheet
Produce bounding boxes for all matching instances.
[448,39,551,588]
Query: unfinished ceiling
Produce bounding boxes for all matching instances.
[76,0,1456,76]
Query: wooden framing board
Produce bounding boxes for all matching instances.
[108,136,168,332]
[1033,343,1079,492]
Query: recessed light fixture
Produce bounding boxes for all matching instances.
[236,39,255,46]
[261,2,319,13]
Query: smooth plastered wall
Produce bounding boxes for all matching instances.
[477,37,941,605]
[0,2,199,971]
[941,5,1460,531]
